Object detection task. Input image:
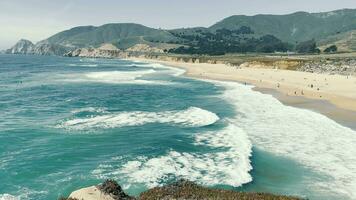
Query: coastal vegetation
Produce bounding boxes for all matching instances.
[61,180,302,200]
[324,45,338,53]
[167,27,291,55]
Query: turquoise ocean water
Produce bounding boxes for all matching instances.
[1,55,356,200]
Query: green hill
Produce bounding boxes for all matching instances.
[209,9,356,43]
[41,23,180,49]
[318,30,356,52]
[8,8,356,55]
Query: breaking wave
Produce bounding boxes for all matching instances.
[57,107,219,130]
[217,80,356,199]
[131,62,185,76]
[0,194,18,200]
[68,64,99,67]
[92,124,253,188]
[58,69,170,85]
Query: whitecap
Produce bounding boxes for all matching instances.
[57,107,219,130]
[84,70,155,83]
[0,194,19,200]
[132,62,185,77]
[68,64,98,67]
[70,107,107,114]
[58,69,168,85]
[92,124,253,188]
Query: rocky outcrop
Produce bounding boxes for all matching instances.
[63,180,302,200]
[297,58,356,75]
[64,43,171,59]
[6,39,35,54]
[98,43,120,51]
[6,39,73,56]
[126,44,164,53]
[32,42,73,56]
[64,47,128,58]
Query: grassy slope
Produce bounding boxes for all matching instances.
[209,9,356,43]
[42,23,180,49]
[318,30,356,52]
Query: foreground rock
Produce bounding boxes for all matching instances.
[63,180,302,200]
[69,186,115,200]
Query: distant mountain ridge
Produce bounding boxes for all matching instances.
[210,9,356,43]
[6,8,356,56]
[40,23,178,48]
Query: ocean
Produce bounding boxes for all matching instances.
[0,54,356,200]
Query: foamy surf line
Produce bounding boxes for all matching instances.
[57,69,171,85]
[208,80,356,199]
[57,107,219,130]
[67,64,99,67]
[0,194,18,200]
[92,123,253,189]
[131,61,356,198]
[128,60,186,76]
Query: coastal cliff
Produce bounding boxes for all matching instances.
[62,180,302,200]
[6,39,73,56]
[6,39,35,54]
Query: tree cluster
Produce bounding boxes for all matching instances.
[168,27,291,55]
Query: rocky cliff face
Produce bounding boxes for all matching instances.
[32,42,73,56]
[126,44,164,53]
[6,39,73,56]
[6,39,35,54]
[64,47,128,58]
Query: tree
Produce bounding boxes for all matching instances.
[296,40,319,54]
[324,45,338,53]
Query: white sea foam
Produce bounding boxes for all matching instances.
[134,62,185,76]
[70,107,107,114]
[92,124,253,188]
[0,194,18,200]
[59,69,168,85]
[58,107,219,130]
[68,64,99,67]
[84,70,155,84]
[0,188,47,200]
[215,80,356,199]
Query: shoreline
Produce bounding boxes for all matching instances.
[129,57,356,130]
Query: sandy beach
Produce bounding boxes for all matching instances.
[130,57,356,127]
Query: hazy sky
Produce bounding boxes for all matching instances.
[1,0,356,49]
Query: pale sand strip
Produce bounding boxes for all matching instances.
[130,58,356,113]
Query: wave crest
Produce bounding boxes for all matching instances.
[218,80,356,199]
[0,194,19,200]
[57,107,219,130]
[59,69,170,85]
[92,124,253,188]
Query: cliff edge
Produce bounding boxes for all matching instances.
[61,180,302,200]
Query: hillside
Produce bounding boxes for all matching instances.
[41,23,180,49]
[318,30,356,52]
[210,9,356,43]
[6,8,356,56]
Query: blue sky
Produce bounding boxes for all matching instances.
[1,0,356,49]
